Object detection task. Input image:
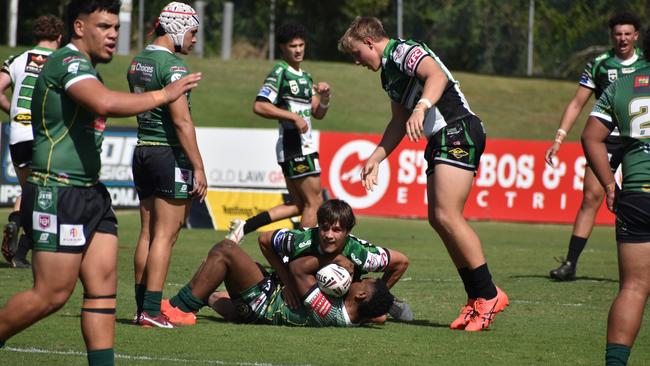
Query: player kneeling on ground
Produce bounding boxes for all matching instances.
[252,199,412,321]
[161,238,394,327]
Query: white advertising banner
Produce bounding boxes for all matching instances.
[196,127,319,189]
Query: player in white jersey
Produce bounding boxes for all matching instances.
[0,15,63,268]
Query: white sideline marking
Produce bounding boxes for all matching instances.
[512,300,583,307]
[4,346,310,366]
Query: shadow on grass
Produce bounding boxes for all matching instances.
[386,318,449,328]
[509,274,618,283]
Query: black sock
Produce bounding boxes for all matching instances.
[13,235,31,261]
[457,267,472,298]
[469,263,497,300]
[243,211,272,234]
[7,211,20,228]
[134,283,146,314]
[605,343,630,366]
[566,235,588,267]
[87,348,114,366]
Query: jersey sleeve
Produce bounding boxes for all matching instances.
[256,63,284,104]
[391,42,431,77]
[270,228,299,259]
[1,54,17,78]
[590,82,617,131]
[162,58,189,86]
[303,285,350,327]
[579,59,597,90]
[346,235,390,273]
[61,55,98,90]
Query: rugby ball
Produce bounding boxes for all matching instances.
[316,263,352,297]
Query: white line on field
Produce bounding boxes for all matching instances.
[4,346,311,366]
[512,300,583,307]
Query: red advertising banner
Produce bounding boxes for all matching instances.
[319,132,615,225]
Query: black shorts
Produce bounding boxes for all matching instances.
[279,152,321,180]
[9,140,33,168]
[615,191,650,243]
[132,145,194,200]
[605,135,623,171]
[424,115,486,175]
[20,182,118,253]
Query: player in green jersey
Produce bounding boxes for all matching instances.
[0,15,63,268]
[256,199,412,321]
[338,17,508,331]
[546,13,648,282]
[160,236,394,327]
[128,1,208,329]
[225,23,331,242]
[582,29,650,366]
[0,1,201,365]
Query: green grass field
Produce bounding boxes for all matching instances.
[0,45,642,365]
[0,210,648,365]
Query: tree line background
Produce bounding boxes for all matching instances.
[2,0,649,78]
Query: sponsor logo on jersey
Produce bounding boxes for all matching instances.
[633,75,650,94]
[297,239,311,249]
[394,43,407,60]
[292,162,310,174]
[634,76,649,87]
[14,113,31,123]
[170,73,182,82]
[289,80,299,95]
[170,66,187,73]
[607,69,618,82]
[449,147,469,159]
[406,47,425,74]
[622,67,636,74]
[25,53,48,74]
[92,117,107,133]
[67,62,80,74]
[37,189,53,209]
[62,55,83,65]
[259,86,272,98]
[38,233,49,243]
[60,224,86,246]
[298,78,307,85]
[309,290,332,318]
[350,253,362,265]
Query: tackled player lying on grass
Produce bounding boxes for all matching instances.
[161,237,395,327]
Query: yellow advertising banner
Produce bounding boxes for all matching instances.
[204,189,297,232]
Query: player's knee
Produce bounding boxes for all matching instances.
[581,187,605,208]
[208,242,233,263]
[428,207,453,232]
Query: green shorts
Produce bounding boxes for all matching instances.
[20,182,118,253]
[229,275,281,324]
[132,145,194,200]
[424,115,486,175]
[280,152,321,180]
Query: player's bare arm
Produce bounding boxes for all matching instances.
[0,72,11,114]
[361,101,410,191]
[253,100,308,133]
[67,72,201,117]
[581,116,616,211]
[381,249,409,288]
[169,95,207,200]
[311,81,331,119]
[406,57,448,141]
[545,86,593,166]
[258,231,301,308]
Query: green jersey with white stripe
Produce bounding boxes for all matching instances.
[271,227,391,277]
[256,60,316,162]
[381,38,475,137]
[127,44,191,146]
[591,65,650,193]
[30,44,105,187]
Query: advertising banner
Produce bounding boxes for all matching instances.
[318,131,614,225]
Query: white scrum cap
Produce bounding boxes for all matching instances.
[158,2,199,51]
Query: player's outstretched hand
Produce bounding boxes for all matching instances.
[191,168,208,202]
[163,72,202,103]
[361,160,379,191]
[293,115,309,133]
[545,141,561,167]
[405,108,425,142]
